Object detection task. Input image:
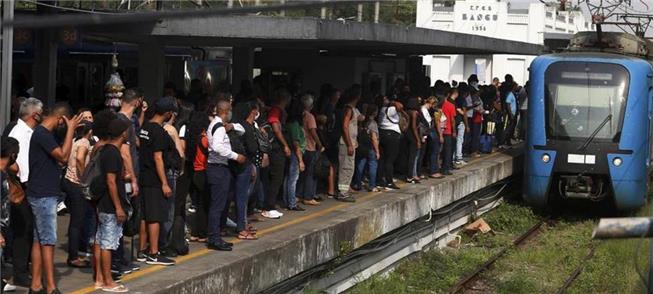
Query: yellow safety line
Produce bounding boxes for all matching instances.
[70,151,502,293]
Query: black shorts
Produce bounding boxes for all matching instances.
[141,186,166,223]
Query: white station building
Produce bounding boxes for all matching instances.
[416,0,593,85]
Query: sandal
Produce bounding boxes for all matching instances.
[237,232,258,240]
[246,224,258,232]
[94,282,104,289]
[102,284,129,293]
[67,258,91,268]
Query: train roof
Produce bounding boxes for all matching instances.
[567,31,653,60]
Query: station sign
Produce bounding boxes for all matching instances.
[453,0,504,35]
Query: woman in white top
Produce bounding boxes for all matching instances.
[61,121,93,268]
[377,95,403,190]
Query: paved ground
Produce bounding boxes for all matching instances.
[5,149,512,294]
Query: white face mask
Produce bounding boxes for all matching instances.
[254,111,260,120]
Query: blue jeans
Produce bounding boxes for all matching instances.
[95,213,123,250]
[299,150,319,200]
[284,153,301,208]
[159,169,178,249]
[207,164,232,244]
[28,196,58,245]
[353,150,378,189]
[456,122,465,161]
[429,132,442,174]
[234,164,253,232]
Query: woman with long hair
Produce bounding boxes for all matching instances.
[61,120,94,268]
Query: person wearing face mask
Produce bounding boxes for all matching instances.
[26,102,82,294]
[5,97,43,288]
[137,96,178,266]
[206,100,247,251]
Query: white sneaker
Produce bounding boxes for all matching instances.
[57,202,67,213]
[269,210,284,218]
[261,211,280,219]
[3,282,16,292]
[226,217,237,228]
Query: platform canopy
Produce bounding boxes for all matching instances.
[87,15,544,56]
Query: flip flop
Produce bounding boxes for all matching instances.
[94,282,104,289]
[102,284,128,293]
[237,232,258,240]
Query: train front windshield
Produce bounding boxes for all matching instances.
[545,62,629,141]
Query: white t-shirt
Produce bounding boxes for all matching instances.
[378,106,401,134]
[421,106,432,124]
[8,119,34,183]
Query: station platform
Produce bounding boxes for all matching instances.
[12,147,522,294]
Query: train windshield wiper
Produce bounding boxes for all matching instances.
[577,114,612,152]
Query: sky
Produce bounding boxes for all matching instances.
[509,0,653,36]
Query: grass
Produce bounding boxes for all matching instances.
[346,199,652,294]
[348,202,538,294]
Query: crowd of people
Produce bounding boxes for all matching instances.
[0,73,527,293]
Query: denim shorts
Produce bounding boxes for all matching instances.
[94,213,123,250]
[28,196,58,246]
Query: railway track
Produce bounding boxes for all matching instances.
[448,214,599,294]
[554,244,597,294]
[448,218,549,294]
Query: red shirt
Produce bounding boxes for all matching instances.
[193,134,208,171]
[442,99,456,135]
[472,111,483,124]
[267,106,283,125]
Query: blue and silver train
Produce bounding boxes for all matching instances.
[524,32,653,210]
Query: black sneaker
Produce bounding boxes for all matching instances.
[112,272,123,282]
[161,248,178,258]
[334,192,355,203]
[111,263,132,275]
[145,252,175,266]
[136,250,148,262]
[288,205,306,211]
[124,262,141,272]
[207,242,232,251]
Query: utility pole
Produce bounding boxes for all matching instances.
[0,0,14,134]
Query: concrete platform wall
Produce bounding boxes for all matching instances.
[138,151,521,294]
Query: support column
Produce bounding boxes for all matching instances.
[32,29,57,106]
[232,46,254,94]
[138,40,165,102]
[357,3,363,22]
[374,1,380,23]
[1,0,14,130]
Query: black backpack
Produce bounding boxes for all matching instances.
[210,122,247,174]
[79,146,106,202]
[356,123,372,158]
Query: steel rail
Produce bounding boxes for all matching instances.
[555,246,596,294]
[448,219,547,294]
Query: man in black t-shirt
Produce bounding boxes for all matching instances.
[93,118,130,292]
[26,103,82,294]
[137,96,177,266]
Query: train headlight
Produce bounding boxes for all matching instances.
[541,153,551,163]
[613,157,623,167]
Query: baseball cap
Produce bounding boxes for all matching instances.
[154,96,179,114]
[108,117,131,138]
